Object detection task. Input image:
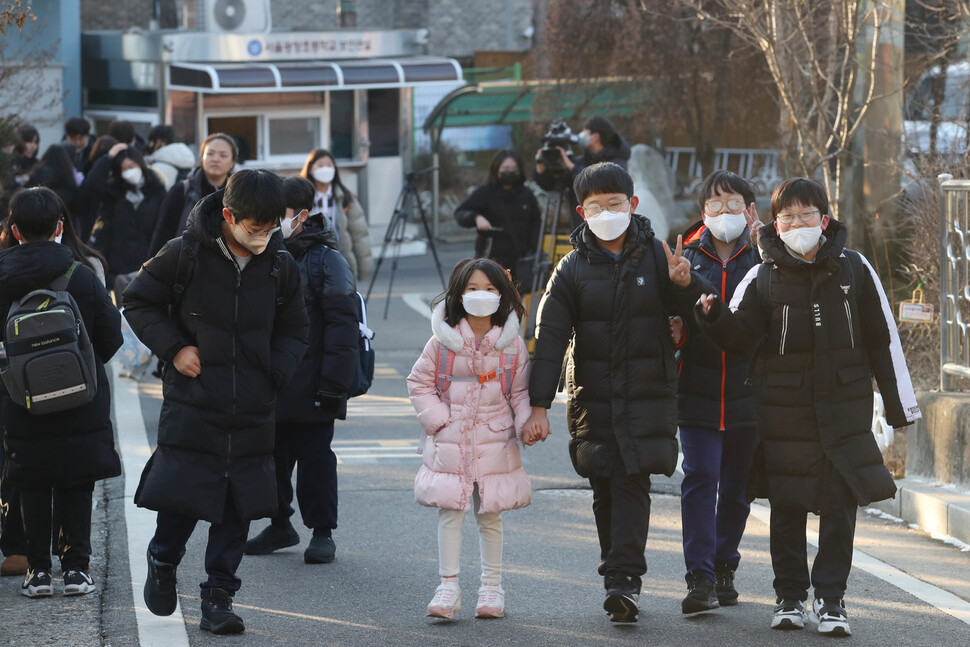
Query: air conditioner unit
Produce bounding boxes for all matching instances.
[203,0,271,33]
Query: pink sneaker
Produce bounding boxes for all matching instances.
[475,584,505,618]
[426,579,461,619]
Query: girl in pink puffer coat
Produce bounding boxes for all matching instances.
[407,258,538,622]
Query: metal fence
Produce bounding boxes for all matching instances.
[939,175,970,390]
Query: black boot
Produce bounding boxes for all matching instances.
[715,563,739,606]
[244,521,300,555]
[682,571,719,614]
[200,588,245,634]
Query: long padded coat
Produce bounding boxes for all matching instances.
[529,215,711,478]
[0,243,122,487]
[696,219,921,512]
[407,303,532,514]
[122,191,309,523]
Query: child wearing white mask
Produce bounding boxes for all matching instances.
[675,171,763,616]
[407,258,540,620]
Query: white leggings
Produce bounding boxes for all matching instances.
[438,484,503,585]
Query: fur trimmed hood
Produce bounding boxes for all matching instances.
[430,300,520,353]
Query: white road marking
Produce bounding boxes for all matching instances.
[111,361,191,647]
[402,292,433,320]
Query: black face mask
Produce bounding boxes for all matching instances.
[498,170,521,185]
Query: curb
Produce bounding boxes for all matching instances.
[869,477,970,546]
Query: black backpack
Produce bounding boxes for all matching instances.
[1,261,98,415]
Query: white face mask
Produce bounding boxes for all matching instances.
[462,290,501,317]
[577,131,591,149]
[281,212,303,240]
[780,226,823,255]
[704,211,746,243]
[121,167,144,187]
[312,166,336,184]
[586,210,631,241]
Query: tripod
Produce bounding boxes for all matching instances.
[365,167,446,319]
[521,175,573,340]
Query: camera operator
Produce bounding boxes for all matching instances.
[454,149,541,286]
[533,116,632,227]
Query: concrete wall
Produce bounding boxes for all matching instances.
[907,391,970,486]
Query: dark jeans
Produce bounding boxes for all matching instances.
[0,451,28,556]
[589,472,652,588]
[273,420,338,534]
[20,483,93,573]
[680,425,759,582]
[770,472,858,602]
[149,493,250,596]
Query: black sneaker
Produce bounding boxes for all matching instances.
[603,574,640,623]
[244,522,300,555]
[20,570,53,598]
[63,570,96,596]
[304,535,336,564]
[144,548,178,616]
[682,571,719,614]
[813,598,852,636]
[200,587,245,635]
[771,599,808,630]
[714,563,739,606]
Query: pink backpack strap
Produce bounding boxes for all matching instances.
[435,344,455,395]
[499,344,518,401]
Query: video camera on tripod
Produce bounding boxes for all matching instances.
[538,119,578,174]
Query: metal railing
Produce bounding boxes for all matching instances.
[939,174,970,390]
[664,147,782,193]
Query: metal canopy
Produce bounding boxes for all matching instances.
[168,56,463,93]
[422,77,651,148]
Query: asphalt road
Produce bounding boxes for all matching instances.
[3,240,970,646]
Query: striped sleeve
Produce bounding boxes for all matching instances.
[730,264,761,312]
[856,253,922,426]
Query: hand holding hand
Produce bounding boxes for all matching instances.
[697,294,717,317]
[475,215,492,231]
[745,203,763,248]
[173,345,201,378]
[662,235,691,288]
[523,407,551,446]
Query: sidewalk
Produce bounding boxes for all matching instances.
[870,477,970,548]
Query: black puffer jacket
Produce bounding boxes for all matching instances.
[454,182,541,275]
[277,214,359,424]
[122,191,310,523]
[530,215,711,478]
[148,166,219,258]
[0,243,122,487]
[696,219,921,512]
[86,155,166,285]
[678,221,760,431]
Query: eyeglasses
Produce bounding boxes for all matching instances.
[705,198,745,214]
[582,198,630,217]
[775,209,821,225]
[239,222,280,238]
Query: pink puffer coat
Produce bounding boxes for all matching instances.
[407,302,532,513]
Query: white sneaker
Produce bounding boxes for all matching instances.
[813,598,852,636]
[20,571,54,598]
[475,584,505,618]
[771,599,808,629]
[426,579,461,619]
[63,570,96,596]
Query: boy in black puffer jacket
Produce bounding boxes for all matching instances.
[524,162,711,623]
[0,188,122,599]
[245,176,359,565]
[123,169,309,635]
[695,177,921,636]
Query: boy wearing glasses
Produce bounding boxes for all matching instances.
[123,169,309,635]
[525,162,710,623]
[695,178,920,636]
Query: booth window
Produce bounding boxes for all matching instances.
[367,89,399,157]
[330,91,355,160]
[269,116,321,157]
[208,116,259,163]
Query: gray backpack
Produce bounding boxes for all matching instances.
[0,261,98,415]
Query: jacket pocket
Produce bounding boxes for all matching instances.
[488,414,515,433]
[843,300,855,348]
[837,365,869,385]
[766,372,803,388]
[779,304,790,355]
